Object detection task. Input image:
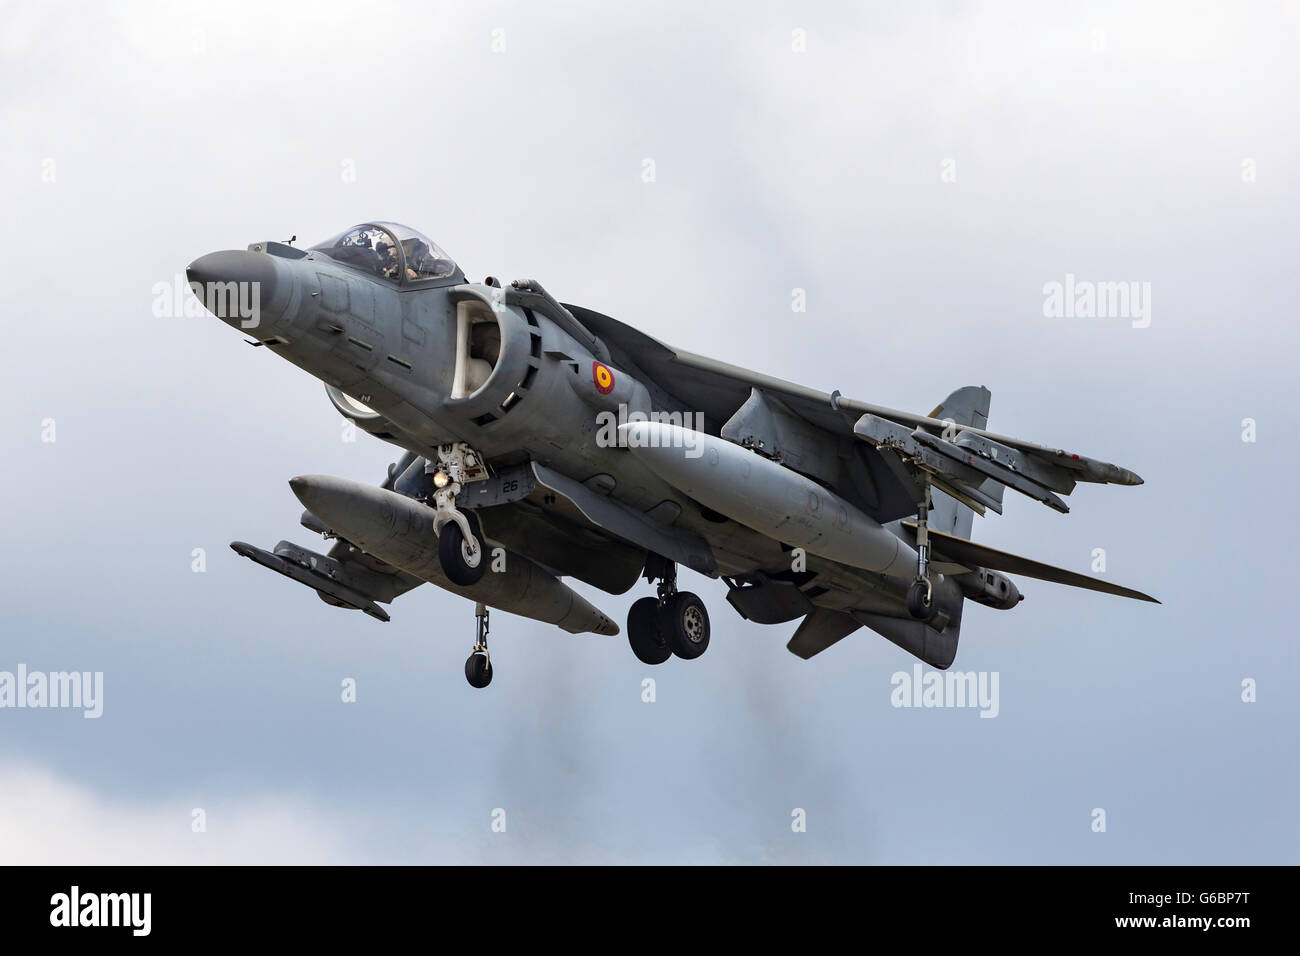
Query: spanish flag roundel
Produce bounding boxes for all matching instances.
[593,361,615,395]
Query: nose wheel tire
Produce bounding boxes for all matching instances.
[661,592,710,660]
[627,596,672,665]
[906,579,934,620]
[465,651,493,688]
[439,517,486,586]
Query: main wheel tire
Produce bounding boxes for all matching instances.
[627,596,672,665]
[661,592,710,660]
[906,579,933,620]
[465,653,493,688]
[439,518,487,586]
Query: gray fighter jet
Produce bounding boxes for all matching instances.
[189,223,1156,688]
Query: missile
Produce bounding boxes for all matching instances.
[618,421,918,578]
[286,475,619,636]
[231,540,392,621]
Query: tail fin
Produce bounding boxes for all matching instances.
[927,386,996,539]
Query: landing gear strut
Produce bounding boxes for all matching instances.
[626,559,711,662]
[906,483,935,620]
[464,602,493,688]
[429,443,489,586]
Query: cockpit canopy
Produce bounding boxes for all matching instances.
[309,223,460,283]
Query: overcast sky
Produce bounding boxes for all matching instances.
[1,0,1297,863]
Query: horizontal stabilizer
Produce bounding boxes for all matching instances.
[856,413,1076,514]
[903,523,1159,604]
[911,428,1070,513]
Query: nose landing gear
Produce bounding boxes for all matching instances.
[428,443,490,587]
[626,559,711,663]
[464,602,493,688]
[439,515,487,586]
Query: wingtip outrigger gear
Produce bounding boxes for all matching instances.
[906,481,936,620]
[465,601,493,688]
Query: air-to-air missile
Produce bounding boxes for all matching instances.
[618,420,919,578]
[285,475,620,636]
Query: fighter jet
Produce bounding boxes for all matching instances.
[188,223,1156,688]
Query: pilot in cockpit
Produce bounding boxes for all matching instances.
[377,241,401,281]
[403,239,435,280]
[310,224,460,283]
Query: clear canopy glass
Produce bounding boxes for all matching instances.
[310,223,458,283]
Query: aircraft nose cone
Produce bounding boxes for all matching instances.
[185,250,278,326]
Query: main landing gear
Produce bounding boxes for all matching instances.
[464,602,493,688]
[906,482,936,620]
[626,559,711,665]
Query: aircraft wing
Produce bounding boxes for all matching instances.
[568,305,1143,523]
[902,522,1159,603]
